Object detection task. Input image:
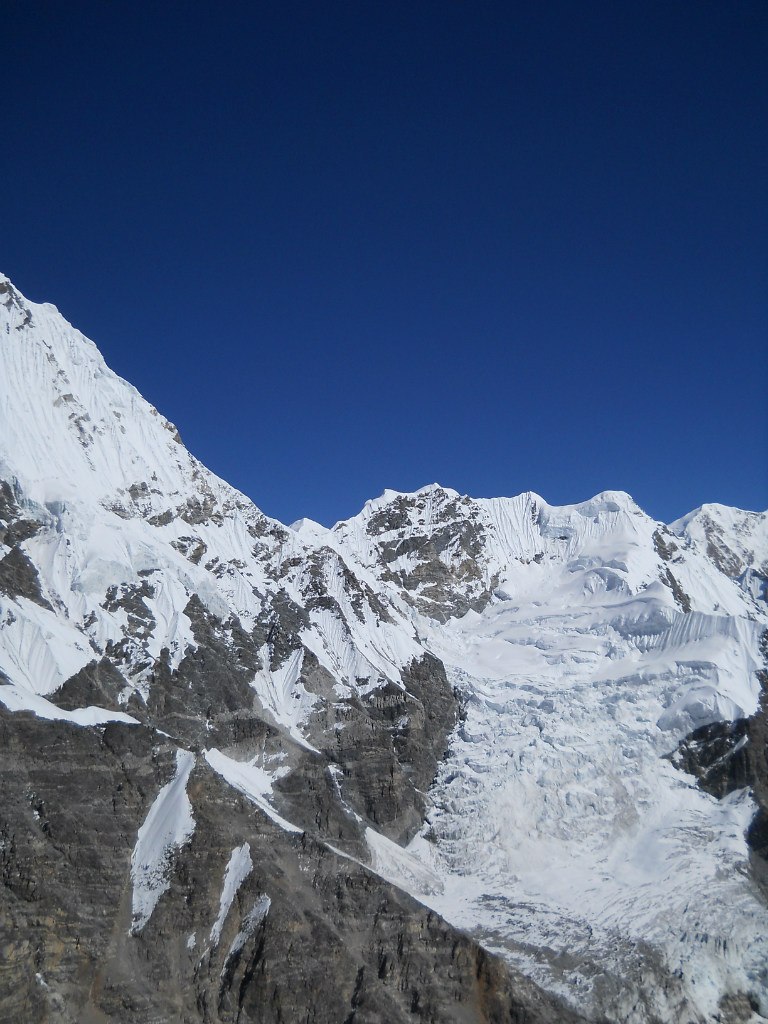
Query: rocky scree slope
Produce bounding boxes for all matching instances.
[1,274,767,1023]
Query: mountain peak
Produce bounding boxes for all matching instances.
[572,489,640,515]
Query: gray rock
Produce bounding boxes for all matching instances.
[0,545,52,609]
[0,708,584,1024]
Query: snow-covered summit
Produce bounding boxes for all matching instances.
[288,517,332,541]
[0,274,240,518]
[672,502,768,580]
[328,478,760,626]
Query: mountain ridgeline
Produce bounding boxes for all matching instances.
[1,275,766,1024]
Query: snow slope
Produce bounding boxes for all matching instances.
[0,273,425,730]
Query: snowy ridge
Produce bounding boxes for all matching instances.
[672,503,768,590]
[0,681,139,726]
[0,276,428,734]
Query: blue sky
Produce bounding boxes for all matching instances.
[3,1,766,525]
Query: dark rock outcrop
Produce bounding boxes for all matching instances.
[0,482,49,608]
[670,641,768,888]
[349,490,499,622]
[50,658,128,712]
[0,545,52,609]
[669,718,752,798]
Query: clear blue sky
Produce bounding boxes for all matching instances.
[3,1,766,525]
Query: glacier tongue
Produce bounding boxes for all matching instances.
[407,601,767,1022]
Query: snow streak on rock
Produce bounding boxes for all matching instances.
[222,894,271,977]
[210,843,253,948]
[130,749,196,933]
[204,748,302,834]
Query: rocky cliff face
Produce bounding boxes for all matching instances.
[0,275,766,1023]
[1,710,586,1024]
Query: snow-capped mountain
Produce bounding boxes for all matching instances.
[1,274,766,1024]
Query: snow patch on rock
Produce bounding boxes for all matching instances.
[130,749,196,934]
[210,843,253,948]
[204,748,301,834]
